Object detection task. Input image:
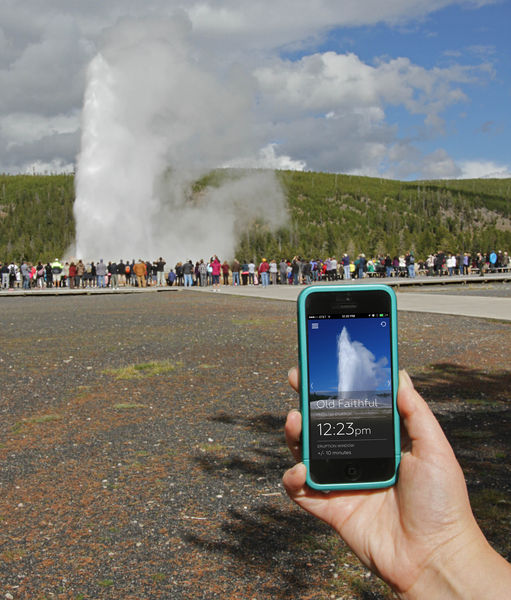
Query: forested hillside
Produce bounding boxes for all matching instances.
[0,171,510,263]
[237,171,511,260]
[0,175,75,261]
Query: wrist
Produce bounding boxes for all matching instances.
[398,527,511,600]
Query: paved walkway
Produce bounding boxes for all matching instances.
[189,280,511,322]
[1,275,510,321]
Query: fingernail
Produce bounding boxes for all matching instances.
[289,463,302,476]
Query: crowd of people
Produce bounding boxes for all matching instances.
[1,250,509,291]
[0,257,167,290]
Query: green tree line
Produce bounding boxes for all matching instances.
[0,174,75,262]
[0,171,510,263]
[236,171,511,261]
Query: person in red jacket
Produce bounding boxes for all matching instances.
[68,262,77,289]
[210,255,222,292]
[258,258,270,288]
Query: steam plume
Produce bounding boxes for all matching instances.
[73,14,287,260]
[337,326,387,393]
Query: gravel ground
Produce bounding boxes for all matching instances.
[0,291,509,600]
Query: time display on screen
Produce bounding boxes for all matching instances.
[316,421,372,438]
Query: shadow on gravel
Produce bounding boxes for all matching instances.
[412,362,510,402]
[189,410,349,598]
[210,411,283,432]
[183,505,335,599]
[197,412,287,479]
[413,362,511,560]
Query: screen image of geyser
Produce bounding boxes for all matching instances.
[297,284,401,491]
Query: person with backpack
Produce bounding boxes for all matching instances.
[125,261,134,286]
[489,251,498,272]
[51,259,63,287]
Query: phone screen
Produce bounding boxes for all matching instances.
[304,291,397,484]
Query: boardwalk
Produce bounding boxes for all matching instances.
[2,273,511,321]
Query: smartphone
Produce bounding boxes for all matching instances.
[297,284,400,491]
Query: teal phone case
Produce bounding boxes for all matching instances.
[297,284,401,491]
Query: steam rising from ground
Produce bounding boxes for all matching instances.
[337,327,388,394]
[74,14,287,261]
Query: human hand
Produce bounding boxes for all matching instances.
[283,368,511,599]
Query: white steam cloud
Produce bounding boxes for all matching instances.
[337,326,388,394]
[73,14,287,261]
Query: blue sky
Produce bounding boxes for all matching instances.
[279,1,510,179]
[0,0,509,179]
[307,317,391,393]
[371,2,507,177]
[336,2,510,178]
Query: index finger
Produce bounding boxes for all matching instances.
[288,367,299,392]
[285,409,302,462]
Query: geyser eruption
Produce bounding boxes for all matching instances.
[337,326,388,394]
[74,14,287,260]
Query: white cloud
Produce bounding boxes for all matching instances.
[256,51,476,123]
[421,149,461,179]
[253,51,486,175]
[458,160,511,179]
[187,1,496,44]
[0,15,91,115]
[0,111,80,146]
[384,150,511,180]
